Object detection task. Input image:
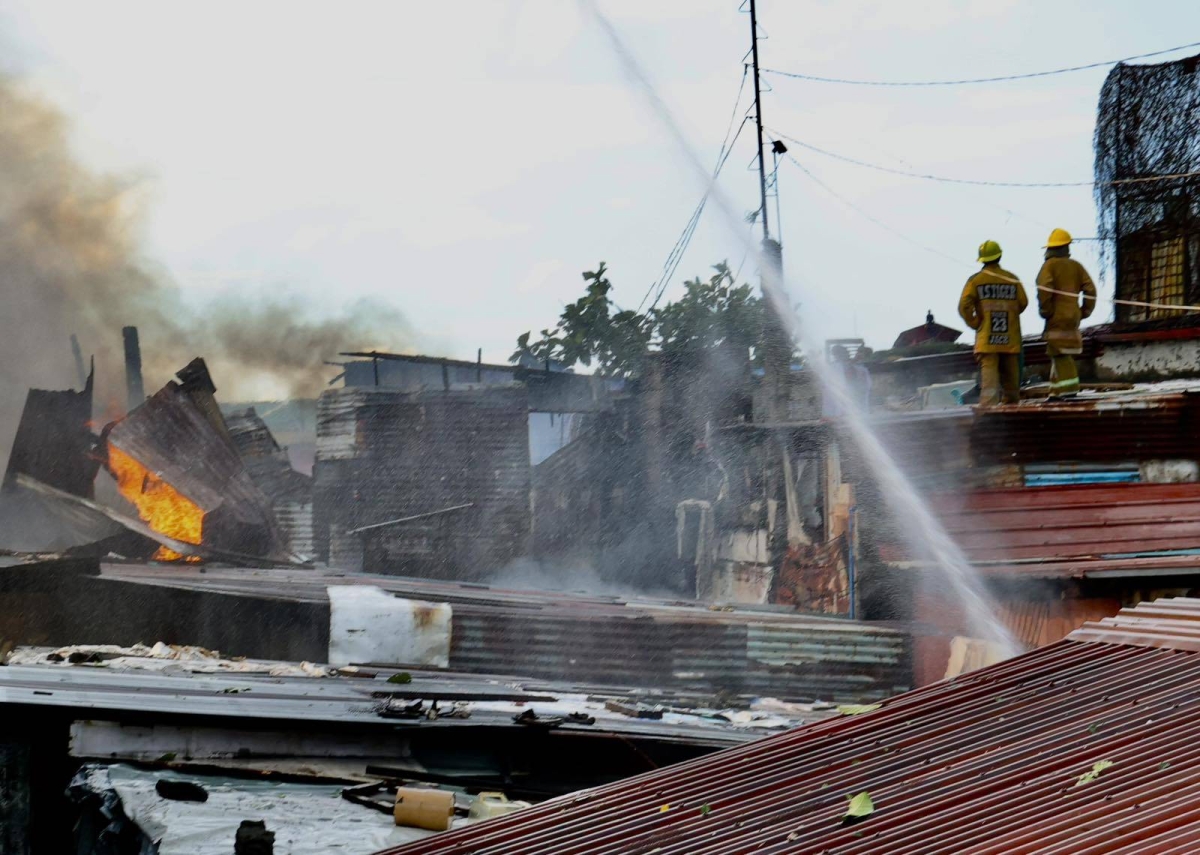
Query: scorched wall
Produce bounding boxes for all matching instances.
[314,386,531,579]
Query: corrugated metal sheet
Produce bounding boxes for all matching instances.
[874,391,1200,468]
[98,564,910,703]
[105,362,285,558]
[970,391,1200,464]
[882,482,1200,576]
[275,501,313,558]
[376,596,1200,855]
[2,372,96,497]
[312,386,531,578]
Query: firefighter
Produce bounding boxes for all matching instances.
[1036,228,1097,397]
[958,240,1028,406]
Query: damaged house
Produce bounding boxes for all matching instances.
[312,352,616,579]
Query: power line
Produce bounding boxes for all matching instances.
[784,155,1200,316]
[763,40,1200,86]
[648,116,751,312]
[636,69,749,314]
[636,77,754,315]
[781,153,969,269]
[770,128,1200,189]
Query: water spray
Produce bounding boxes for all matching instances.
[580,0,1018,654]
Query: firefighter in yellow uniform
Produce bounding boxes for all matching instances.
[1036,228,1096,397]
[958,240,1028,406]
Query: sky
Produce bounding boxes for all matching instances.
[1,0,1198,376]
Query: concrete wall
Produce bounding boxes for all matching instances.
[1095,339,1200,382]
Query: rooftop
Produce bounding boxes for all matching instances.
[378,597,1200,855]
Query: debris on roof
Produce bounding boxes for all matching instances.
[70,764,447,855]
[5,643,329,677]
[103,359,288,561]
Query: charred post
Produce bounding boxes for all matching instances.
[69,334,87,390]
[121,326,145,413]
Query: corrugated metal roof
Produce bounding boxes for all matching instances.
[106,362,286,558]
[98,563,911,703]
[376,596,1200,855]
[0,656,790,746]
[881,482,1200,577]
[970,391,1200,464]
[873,391,1200,467]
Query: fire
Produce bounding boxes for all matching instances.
[107,444,204,561]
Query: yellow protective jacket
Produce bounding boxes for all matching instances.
[1036,257,1096,354]
[958,263,1028,355]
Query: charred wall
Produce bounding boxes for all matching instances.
[313,386,531,579]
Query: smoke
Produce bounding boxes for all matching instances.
[490,556,681,601]
[0,74,415,459]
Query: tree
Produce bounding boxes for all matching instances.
[513,261,764,378]
[513,263,651,377]
[654,262,763,363]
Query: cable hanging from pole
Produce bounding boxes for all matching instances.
[781,152,966,268]
[762,40,1200,86]
[769,128,1200,189]
[781,154,1200,315]
[636,94,753,315]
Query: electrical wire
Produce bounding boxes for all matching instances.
[782,152,968,268]
[762,40,1200,86]
[783,155,1200,315]
[636,68,751,314]
[650,118,749,311]
[770,128,1200,189]
[638,109,752,313]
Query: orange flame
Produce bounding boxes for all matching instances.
[107,443,204,561]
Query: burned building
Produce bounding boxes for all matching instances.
[225,407,314,558]
[314,385,532,577]
[102,359,288,561]
[312,352,617,578]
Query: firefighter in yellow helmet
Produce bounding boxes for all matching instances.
[958,240,1028,406]
[1036,228,1096,397]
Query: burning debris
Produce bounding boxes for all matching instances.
[2,356,306,564]
[101,358,288,561]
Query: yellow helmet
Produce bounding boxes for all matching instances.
[1045,228,1072,248]
[977,240,1002,263]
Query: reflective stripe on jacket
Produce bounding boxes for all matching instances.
[1036,257,1096,354]
[958,264,1028,355]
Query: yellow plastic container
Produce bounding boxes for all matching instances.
[467,791,532,821]
[394,787,455,831]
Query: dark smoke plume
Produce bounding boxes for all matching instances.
[0,75,414,457]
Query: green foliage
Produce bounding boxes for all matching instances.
[836,703,883,716]
[654,262,763,362]
[513,261,765,378]
[843,792,875,820]
[1075,760,1114,787]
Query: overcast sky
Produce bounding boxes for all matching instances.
[2,0,1198,369]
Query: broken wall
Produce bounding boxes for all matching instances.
[314,386,531,579]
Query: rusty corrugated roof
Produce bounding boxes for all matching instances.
[871,391,1200,469]
[970,391,1200,465]
[880,481,1200,578]
[376,597,1200,855]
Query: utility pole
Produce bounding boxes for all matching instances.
[748,0,770,243]
[747,0,790,422]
